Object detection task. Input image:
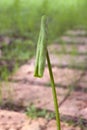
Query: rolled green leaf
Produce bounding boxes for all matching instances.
[34,15,47,77]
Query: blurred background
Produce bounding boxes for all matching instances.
[0,0,87,39]
[0,0,87,85]
[0,1,87,129]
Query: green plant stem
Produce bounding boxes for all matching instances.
[46,49,61,130]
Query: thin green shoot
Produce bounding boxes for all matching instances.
[34,15,61,130]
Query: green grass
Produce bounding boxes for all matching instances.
[0,39,35,80]
[0,0,87,80]
[26,104,55,120]
[0,0,87,41]
[2,39,34,60]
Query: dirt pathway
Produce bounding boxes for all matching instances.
[0,28,87,130]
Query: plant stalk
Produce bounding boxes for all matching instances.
[46,49,61,130]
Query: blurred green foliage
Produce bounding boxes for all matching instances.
[0,39,35,80]
[0,0,87,41]
[0,0,87,80]
[26,104,55,119]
